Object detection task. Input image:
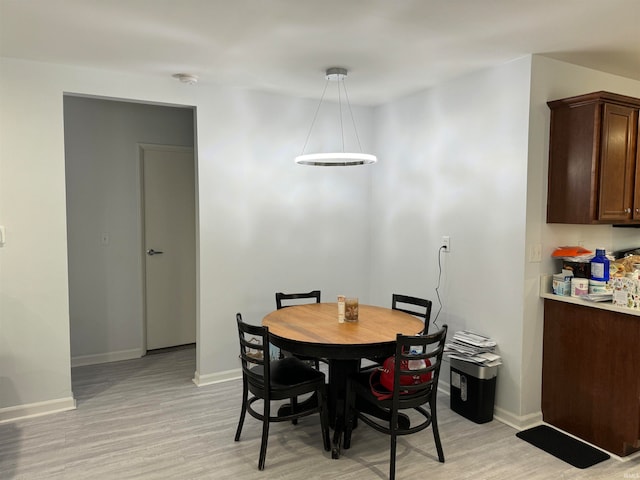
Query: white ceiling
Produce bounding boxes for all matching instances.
[1,0,639,105]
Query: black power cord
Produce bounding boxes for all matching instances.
[432,245,446,328]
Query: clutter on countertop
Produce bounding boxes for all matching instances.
[615,255,640,275]
[551,246,592,257]
[551,246,640,310]
[590,248,610,282]
[552,246,596,279]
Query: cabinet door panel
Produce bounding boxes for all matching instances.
[598,104,637,221]
[542,300,640,456]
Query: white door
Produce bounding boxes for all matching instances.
[141,144,196,351]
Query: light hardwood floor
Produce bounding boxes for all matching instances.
[1,346,638,479]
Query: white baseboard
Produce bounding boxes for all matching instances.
[71,348,144,367]
[0,397,76,424]
[494,407,542,430]
[193,368,241,387]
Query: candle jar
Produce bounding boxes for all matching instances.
[345,297,359,322]
[337,295,345,323]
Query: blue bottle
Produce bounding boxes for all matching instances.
[590,248,610,282]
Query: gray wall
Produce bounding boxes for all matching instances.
[371,57,532,421]
[64,97,194,364]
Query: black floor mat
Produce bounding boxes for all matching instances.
[516,425,610,469]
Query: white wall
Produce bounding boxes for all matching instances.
[371,57,533,422]
[64,96,195,365]
[193,86,374,381]
[1,61,76,416]
[371,55,640,426]
[529,55,640,259]
[522,55,640,418]
[2,53,639,424]
[0,57,374,416]
[0,58,200,417]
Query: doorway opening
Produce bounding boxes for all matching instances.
[63,95,198,372]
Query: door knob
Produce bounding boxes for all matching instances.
[146,249,164,256]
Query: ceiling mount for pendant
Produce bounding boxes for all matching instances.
[325,67,347,81]
[295,67,377,167]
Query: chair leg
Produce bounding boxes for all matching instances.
[234,380,248,441]
[258,400,270,470]
[431,399,445,462]
[291,397,298,425]
[389,411,398,480]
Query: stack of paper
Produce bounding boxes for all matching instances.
[445,330,502,367]
[583,293,613,302]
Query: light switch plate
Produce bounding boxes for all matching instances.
[529,243,542,263]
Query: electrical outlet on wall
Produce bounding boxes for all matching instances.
[442,236,450,253]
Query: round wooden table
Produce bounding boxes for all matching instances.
[263,302,423,458]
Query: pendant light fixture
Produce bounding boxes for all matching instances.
[295,67,377,166]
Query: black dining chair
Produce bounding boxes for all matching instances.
[344,325,448,480]
[234,313,330,470]
[275,290,322,310]
[392,294,433,334]
[362,294,433,369]
[275,290,323,369]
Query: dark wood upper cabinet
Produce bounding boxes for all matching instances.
[547,91,640,224]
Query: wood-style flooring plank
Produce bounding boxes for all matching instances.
[1,346,638,479]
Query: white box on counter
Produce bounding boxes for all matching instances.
[611,277,640,310]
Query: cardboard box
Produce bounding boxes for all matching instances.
[560,260,591,279]
[611,277,640,310]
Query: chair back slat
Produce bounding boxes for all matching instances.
[392,294,432,334]
[392,325,448,400]
[236,313,270,389]
[275,290,321,309]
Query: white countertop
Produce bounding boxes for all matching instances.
[540,275,640,317]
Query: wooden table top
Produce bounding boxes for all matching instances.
[262,303,423,346]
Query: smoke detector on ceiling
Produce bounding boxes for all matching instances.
[173,73,198,85]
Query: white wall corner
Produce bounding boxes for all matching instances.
[493,407,543,431]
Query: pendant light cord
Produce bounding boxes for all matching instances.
[337,76,345,152]
[299,78,330,156]
[295,67,376,165]
[342,77,364,152]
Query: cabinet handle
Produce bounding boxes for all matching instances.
[626,208,632,213]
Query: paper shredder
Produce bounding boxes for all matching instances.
[449,358,498,424]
